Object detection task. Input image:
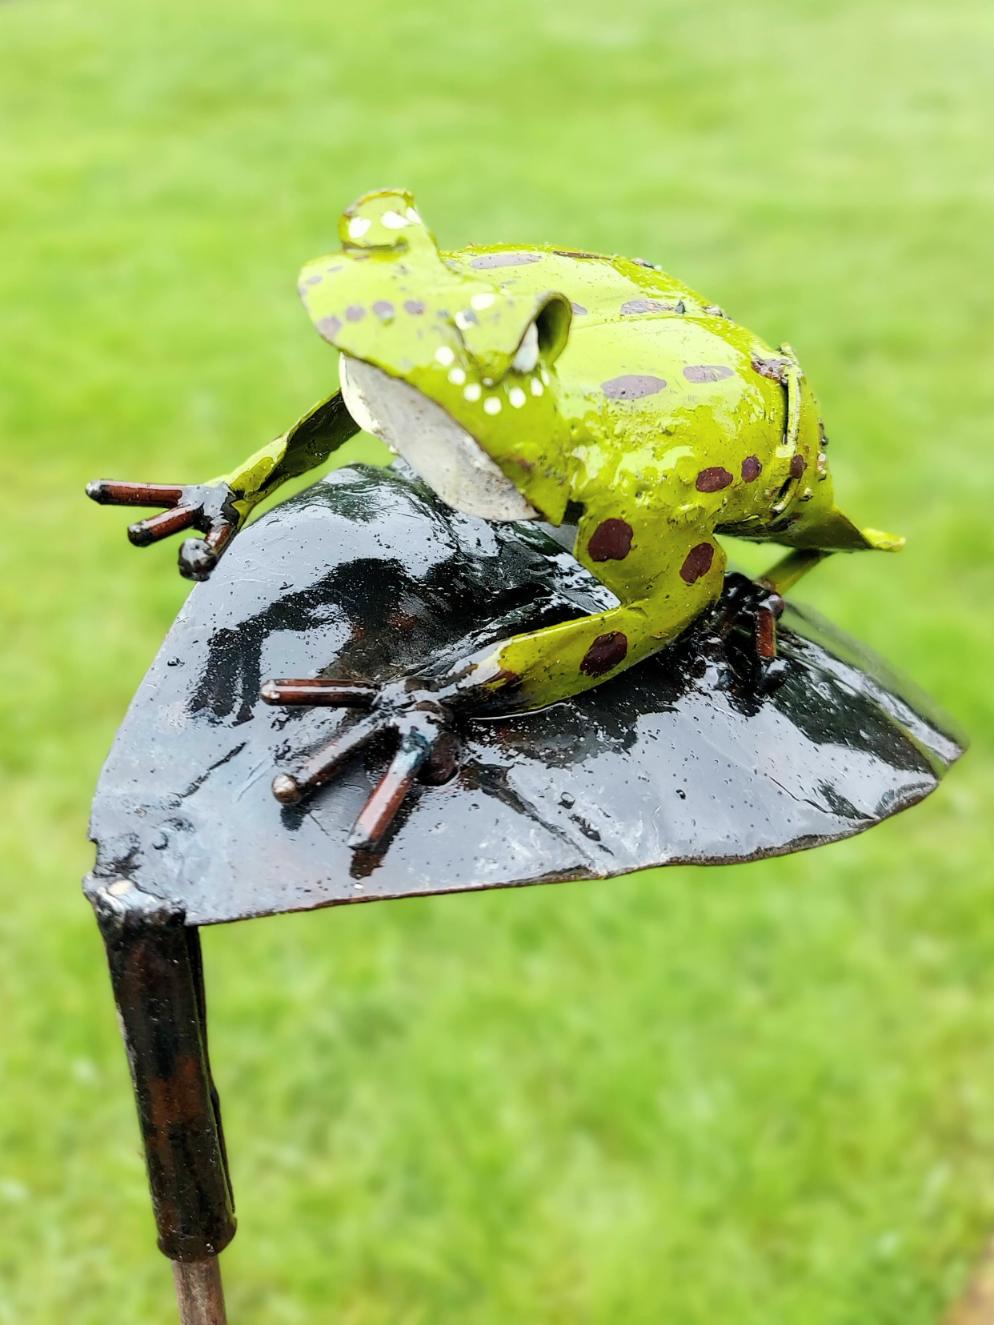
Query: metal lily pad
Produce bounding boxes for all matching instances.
[87,462,964,926]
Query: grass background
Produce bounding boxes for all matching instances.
[1,0,992,1320]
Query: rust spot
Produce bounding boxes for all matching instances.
[588,518,634,561]
[790,454,807,479]
[683,364,734,384]
[372,300,395,319]
[751,356,791,382]
[404,299,425,315]
[741,455,762,482]
[695,466,733,493]
[346,305,366,322]
[580,631,629,677]
[680,542,715,584]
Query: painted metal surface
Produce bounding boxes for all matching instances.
[86,463,963,928]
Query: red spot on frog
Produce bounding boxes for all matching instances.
[580,631,629,677]
[741,455,762,482]
[695,466,734,492]
[680,543,715,584]
[588,518,634,561]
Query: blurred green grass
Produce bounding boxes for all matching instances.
[1,0,992,1320]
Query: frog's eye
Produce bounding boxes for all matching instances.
[338,188,438,258]
[511,294,572,373]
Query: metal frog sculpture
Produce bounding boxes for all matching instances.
[88,188,904,850]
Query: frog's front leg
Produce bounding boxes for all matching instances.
[85,478,245,580]
[262,522,727,850]
[86,390,358,580]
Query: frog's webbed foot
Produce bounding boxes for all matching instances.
[261,677,461,851]
[720,572,788,694]
[85,479,242,581]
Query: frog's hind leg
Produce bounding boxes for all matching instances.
[261,525,729,846]
[486,530,728,711]
[762,547,831,595]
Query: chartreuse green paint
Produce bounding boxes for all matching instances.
[221,188,901,709]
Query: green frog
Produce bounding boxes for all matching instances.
[88,188,903,850]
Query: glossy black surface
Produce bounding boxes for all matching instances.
[87,463,964,926]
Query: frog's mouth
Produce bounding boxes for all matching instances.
[339,354,538,522]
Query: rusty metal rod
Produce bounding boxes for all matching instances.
[172,1257,227,1325]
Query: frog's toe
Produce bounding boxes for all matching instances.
[86,480,186,507]
[178,537,217,581]
[87,476,243,578]
[260,678,378,708]
[127,506,199,547]
[719,573,789,695]
[756,655,789,695]
[262,677,459,851]
[178,518,238,581]
[268,711,383,807]
[346,707,455,851]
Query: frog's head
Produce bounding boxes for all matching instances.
[298,189,574,523]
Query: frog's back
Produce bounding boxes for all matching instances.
[444,243,718,323]
[445,243,804,531]
[444,245,788,438]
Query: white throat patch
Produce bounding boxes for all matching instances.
[339,355,538,522]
